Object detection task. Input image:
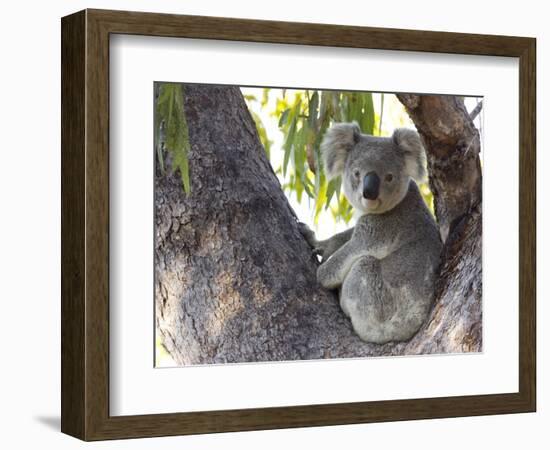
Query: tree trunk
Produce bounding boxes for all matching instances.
[156,86,482,365]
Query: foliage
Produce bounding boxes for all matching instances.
[155,83,191,193]
[248,90,380,224]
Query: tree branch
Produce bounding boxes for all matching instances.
[469,100,483,121]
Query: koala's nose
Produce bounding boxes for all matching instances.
[363,172,380,200]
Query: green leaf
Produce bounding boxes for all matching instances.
[282,115,296,176]
[313,135,322,195]
[314,178,328,224]
[250,111,272,159]
[155,83,192,194]
[325,178,337,210]
[308,91,319,128]
[154,85,165,174]
[345,92,361,123]
[321,91,331,113]
[301,172,314,198]
[261,88,270,107]
[295,174,304,203]
[278,108,291,127]
[361,93,375,135]
[282,100,301,176]
[331,92,343,122]
[378,93,385,136]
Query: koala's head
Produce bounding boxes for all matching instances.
[321,122,426,215]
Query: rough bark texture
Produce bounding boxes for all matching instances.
[156,86,482,365]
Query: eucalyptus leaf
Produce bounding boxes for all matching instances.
[155,83,192,194]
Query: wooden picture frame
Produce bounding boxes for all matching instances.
[61,9,536,441]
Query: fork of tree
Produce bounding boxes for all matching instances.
[155,86,482,364]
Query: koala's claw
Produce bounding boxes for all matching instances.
[312,246,324,255]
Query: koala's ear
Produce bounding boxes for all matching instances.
[392,128,427,182]
[321,122,361,180]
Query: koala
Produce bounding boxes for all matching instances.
[301,123,442,343]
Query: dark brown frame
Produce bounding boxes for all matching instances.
[61,9,536,441]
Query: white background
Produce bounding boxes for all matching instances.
[0,0,547,449]
[110,36,518,416]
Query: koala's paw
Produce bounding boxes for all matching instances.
[298,222,316,245]
[298,222,326,259]
[298,222,327,258]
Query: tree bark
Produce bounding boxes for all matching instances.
[156,86,482,365]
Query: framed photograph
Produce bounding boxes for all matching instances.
[61,9,536,440]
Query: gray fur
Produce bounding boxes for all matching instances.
[392,128,427,182]
[301,124,442,343]
[321,122,361,180]
[298,224,353,260]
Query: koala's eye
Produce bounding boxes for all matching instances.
[385,173,394,182]
[353,169,361,179]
